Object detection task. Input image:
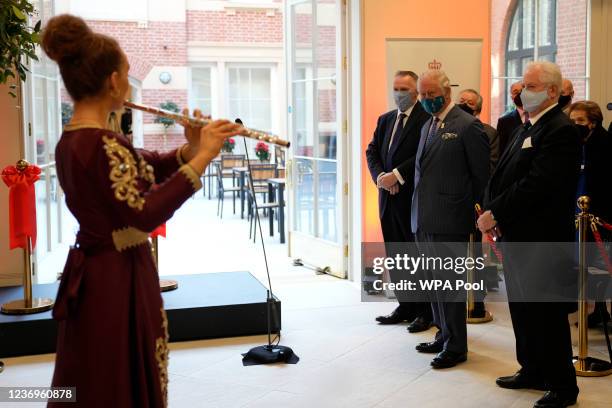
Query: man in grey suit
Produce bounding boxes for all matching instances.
[411,70,490,368]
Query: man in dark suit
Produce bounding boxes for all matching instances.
[496,81,528,155]
[366,71,432,332]
[458,89,500,173]
[411,70,490,368]
[478,61,580,408]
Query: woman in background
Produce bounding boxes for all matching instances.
[42,14,241,407]
[568,101,612,328]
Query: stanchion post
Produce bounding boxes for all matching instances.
[1,160,54,315]
[466,233,475,315]
[573,196,612,376]
[151,235,178,292]
[467,233,493,324]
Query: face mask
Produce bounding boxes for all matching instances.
[513,93,523,108]
[422,95,446,114]
[575,124,592,141]
[558,94,572,109]
[393,90,415,112]
[520,89,549,113]
[457,103,475,116]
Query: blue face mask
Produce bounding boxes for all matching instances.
[393,90,415,112]
[421,95,446,114]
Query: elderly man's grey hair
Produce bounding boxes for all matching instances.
[524,61,562,91]
[418,69,451,92]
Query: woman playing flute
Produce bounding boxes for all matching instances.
[42,14,242,407]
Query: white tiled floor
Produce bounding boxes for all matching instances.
[4,193,612,407]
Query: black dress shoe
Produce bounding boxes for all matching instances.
[375,306,411,325]
[430,350,467,369]
[534,391,577,408]
[496,372,547,391]
[407,316,433,333]
[415,341,443,353]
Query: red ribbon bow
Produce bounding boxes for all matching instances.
[1,163,41,250]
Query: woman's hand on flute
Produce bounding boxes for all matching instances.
[179,108,204,162]
[188,119,244,175]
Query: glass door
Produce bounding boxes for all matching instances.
[23,0,71,283]
[286,0,347,277]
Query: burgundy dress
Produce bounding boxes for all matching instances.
[49,125,201,407]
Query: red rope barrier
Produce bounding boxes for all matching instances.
[590,221,612,276]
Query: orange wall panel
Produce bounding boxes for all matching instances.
[361,0,492,242]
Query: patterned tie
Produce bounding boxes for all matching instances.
[424,116,440,151]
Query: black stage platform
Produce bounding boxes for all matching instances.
[0,272,281,358]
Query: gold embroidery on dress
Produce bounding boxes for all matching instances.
[102,136,145,211]
[137,155,156,184]
[156,307,170,407]
[178,164,203,191]
[111,227,149,252]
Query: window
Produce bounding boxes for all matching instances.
[25,0,75,283]
[491,0,590,124]
[505,0,557,111]
[190,67,212,117]
[227,67,272,132]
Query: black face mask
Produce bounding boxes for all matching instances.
[558,94,572,108]
[575,124,592,141]
[457,103,475,116]
[513,93,523,108]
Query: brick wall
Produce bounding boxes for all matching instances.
[490,0,589,125]
[87,20,187,67]
[556,0,588,99]
[186,10,282,43]
[143,131,184,151]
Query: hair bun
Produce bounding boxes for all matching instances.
[42,14,93,62]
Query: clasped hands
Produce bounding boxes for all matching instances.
[377,172,400,195]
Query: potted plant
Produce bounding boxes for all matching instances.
[255,142,270,162]
[154,101,180,150]
[0,1,42,97]
[222,138,235,153]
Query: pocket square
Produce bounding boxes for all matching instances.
[441,132,458,140]
[522,137,533,149]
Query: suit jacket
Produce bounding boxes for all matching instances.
[484,105,580,242]
[412,105,490,235]
[496,109,522,156]
[583,125,612,222]
[366,101,430,219]
[482,122,500,173]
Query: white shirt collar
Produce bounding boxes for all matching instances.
[397,103,415,119]
[529,103,558,126]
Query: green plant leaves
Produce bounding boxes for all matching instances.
[12,6,26,21]
[1,0,41,96]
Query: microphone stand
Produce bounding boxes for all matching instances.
[236,118,298,365]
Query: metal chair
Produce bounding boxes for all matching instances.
[216,163,241,218]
